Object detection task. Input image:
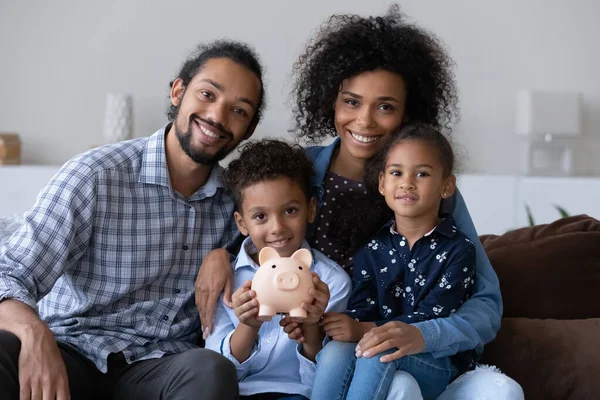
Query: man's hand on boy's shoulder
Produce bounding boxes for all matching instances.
[232,280,263,328]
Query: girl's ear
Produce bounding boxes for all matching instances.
[378,171,385,196]
[441,174,457,199]
[259,247,280,265]
[234,211,249,236]
[170,78,185,107]
[307,197,317,224]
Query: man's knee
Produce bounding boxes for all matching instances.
[0,330,21,397]
[437,365,524,400]
[171,349,238,398]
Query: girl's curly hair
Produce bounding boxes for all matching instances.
[223,139,314,210]
[291,4,458,143]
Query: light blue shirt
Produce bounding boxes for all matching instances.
[205,237,352,398]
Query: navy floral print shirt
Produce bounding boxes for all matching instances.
[346,216,476,326]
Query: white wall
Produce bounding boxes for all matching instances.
[1,0,599,175]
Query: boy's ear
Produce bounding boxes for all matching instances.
[291,248,313,268]
[441,174,457,199]
[259,246,280,265]
[307,197,317,224]
[234,211,249,236]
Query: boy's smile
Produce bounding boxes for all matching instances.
[234,176,317,259]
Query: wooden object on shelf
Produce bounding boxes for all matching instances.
[0,133,21,165]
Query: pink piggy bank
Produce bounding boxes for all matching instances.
[251,246,314,321]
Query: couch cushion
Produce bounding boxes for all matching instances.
[481,317,600,400]
[480,215,600,319]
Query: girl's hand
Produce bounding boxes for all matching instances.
[195,248,233,339]
[232,280,263,328]
[320,312,373,342]
[301,273,330,325]
[280,316,305,343]
[355,321,425,362]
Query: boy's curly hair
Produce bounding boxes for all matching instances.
[223,139,315,210]
[291,4,458,143]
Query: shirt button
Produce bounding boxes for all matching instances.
[130,356,136,361]
[182,245,189,250]
[162,315,169,321]
[186,205,192,209]
[174,289,181,294]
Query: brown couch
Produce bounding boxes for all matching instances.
[479,215,600,400]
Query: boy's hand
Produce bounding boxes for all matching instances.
[320,312,374,342]
[280,316,305,343]
[300,273,330,325]
[232,280,263,328]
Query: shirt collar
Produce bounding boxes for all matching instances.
[310,137,340,189]
[233,237,316,271]
[388,215,457,239]
[138,123,226,200]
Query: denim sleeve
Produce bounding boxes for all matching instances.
[413,189,502,357]
[0,161,96,309]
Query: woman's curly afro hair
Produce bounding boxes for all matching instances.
[291,4,458,143]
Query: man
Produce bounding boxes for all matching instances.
[0,40,264,400]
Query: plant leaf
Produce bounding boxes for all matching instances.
[554,205,570,218]
[525,204,535,226]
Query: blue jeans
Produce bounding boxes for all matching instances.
[312,341,458,400]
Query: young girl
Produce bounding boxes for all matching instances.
[198,5,523,399]
[311,124,475,400]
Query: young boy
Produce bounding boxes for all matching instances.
[205,139,352,400]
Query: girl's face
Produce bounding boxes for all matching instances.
[334,69,407,162]
[378,140,456,221]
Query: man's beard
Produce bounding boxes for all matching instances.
[174,111,236,165]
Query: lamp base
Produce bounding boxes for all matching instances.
[522,138,574,176]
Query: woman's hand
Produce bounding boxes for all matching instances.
[195,248,233,339]
[355,321,425,362]
[232,280,263,328]
[320,313,373,342]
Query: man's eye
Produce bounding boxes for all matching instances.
[233,107,247,116]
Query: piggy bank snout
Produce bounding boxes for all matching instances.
[275,271,301,290]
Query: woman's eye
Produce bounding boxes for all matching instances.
[379,103,394,111]
[345,99,359,107]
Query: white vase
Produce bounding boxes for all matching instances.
[102,93,133,144]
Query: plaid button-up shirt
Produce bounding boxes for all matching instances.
[0,125,238,372]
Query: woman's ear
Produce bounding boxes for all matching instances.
[441,174,457,199]
[234,211,249,236]
[170,78,185,108]
[307,197,317,224]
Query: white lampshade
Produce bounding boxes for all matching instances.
[516,90,581,136]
